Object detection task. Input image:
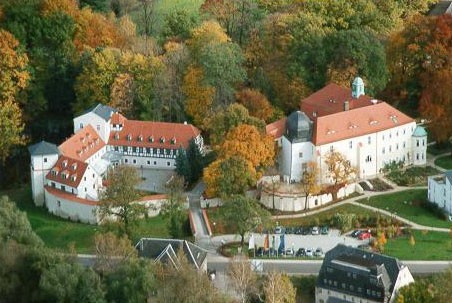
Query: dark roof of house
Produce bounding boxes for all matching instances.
[81,104,117,121]
[429,1,452,15]
[135,238,207,270]
[317,244,406,303]
[28,141,59,156]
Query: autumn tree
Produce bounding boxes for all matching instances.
[324,151,357,200]
[262,271,296,303]
[300,162,320,211]
[227,255,258,303]
[98,165,147,239]
[221,195,270,246]
[235,88,274,122]
[220,124,275,168]
[94,232,137,274]
[162,9,200,40]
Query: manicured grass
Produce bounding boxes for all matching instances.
[385,230,452,260]
[435,155,452,170]
[357,189,451,228]
[0,186,171,253]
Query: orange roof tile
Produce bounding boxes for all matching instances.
[59,124,106,161]
[313,102,414,145]
[45,186,97,206]
[301,83,378,120]
[46,156,88,188]
[108,120,200,149]
[266,117,287,139]
[111,112,127,125]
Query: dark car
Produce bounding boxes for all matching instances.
[320,225,329,235]
[285,227,294,234]
[296,248,306,257]
[256,247,265,257]
[303,227,312,235]
[295,226,304,234]
[350,230,362,237]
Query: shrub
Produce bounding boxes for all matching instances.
[421,200,448,221]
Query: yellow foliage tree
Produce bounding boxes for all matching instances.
[182,65,215,129]
[263,271,296,303]
[0,98,25,162]
[324,151,358,200]
[221,124,275,168]
[188,20,229,54]
[235,88,274,122]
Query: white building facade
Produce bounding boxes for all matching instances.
[29,104,203,224]
[428,171,452,215]
[273,78,427,183]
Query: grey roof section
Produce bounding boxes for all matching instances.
[412,125,427,137]
[317,244,406,303]
[429,1,452,15]
[136,238,207,270]
[445,171,452,185]
[285,111,313,143]
[81,104,117,122]
[28,141,59,156]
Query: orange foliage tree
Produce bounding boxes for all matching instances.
[235,88,273,122]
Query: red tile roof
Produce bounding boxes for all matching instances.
[46,156,88,188]
[313,102,414,145]
[111,112,127,125]
[266,117,287,139]
[301,83,378,120]
[108,120,201,149]
[45,186,97,206]
[59,124,106,161]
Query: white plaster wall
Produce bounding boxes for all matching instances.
[138,198,167,217]
[30,153,59,206]
[411,135,427,166]
[315,287,381,303]
[77,166,102,200]
[74,112,111,143]
[428,176,452,214]
[121,156,176,170]
[85,145,107,166]
[389,266,414,303]
[45,190,97,224]
[281,136,315,182]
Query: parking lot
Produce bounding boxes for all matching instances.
[250,228,371,258]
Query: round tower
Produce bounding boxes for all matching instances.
[352,77,365,99]
[411,126,427,166]
[28,141,59,206]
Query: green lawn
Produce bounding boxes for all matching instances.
[0,186,171,253]
[435,155,452,170]
[386,230,452,260]
[357,189,451,228]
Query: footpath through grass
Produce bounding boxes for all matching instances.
[386,230,452,260]
[0,186,170,253]
[357,189,450,228]
[435,155,452,170]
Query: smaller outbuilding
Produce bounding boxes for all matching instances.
[316,244,413,303]
[135,238,208,272]
[428,170,452,216]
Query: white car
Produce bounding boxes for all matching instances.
[274,226,285,234]
[305,248,314,257]
[311,226,320,235]
[284,248,294,256]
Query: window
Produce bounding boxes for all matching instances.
[382,147,385,154]
[84,176,86,181]
[93,184,95,189]
[153,161,157,165]
[423,139,425,146]
[368,136,371,144]
[167,162,170,166]
[382,134,385,141]
[389,145,392,152]
[85,187,87,192]
[147,160,150,165]
[416,139,419,147]
[51,182,56,188]
[125,159,128,163]
[97,124,100,131]
[133,159,137,164]
[396,143,399,150]
[416,153,419,160]
[160,137,165,143]
[92,174,95,178]
[403,142,406,148]
[132,146,137,153]
[299,152,303,158]
[330,145,334,152]
[349,141,353,149]
[80,123,83,129]
[366,155,372,163]
[44,157,48,163]
[61,185,66,191]
[114,146,119,152]
[315,199,318,206]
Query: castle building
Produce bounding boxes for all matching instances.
[29,104,203,223]
[267,78,427,183]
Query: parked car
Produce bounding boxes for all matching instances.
[305,248,314,257]
[320,225,329,235]
[350,230,362,237]
[311,226,320,235]
[303,227,312,235]
[285,227,294,234]
[274,226,285,234]
[357,244,372,251]
[295,226,304,234]
[314,247,324,257]
[284,248,294,256]
[358,231,372,240]
[296,248,306,257]
[256,247,265,257]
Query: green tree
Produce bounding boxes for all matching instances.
[217,156,257,198]
[104,258,156,303]
[39,263,105,303]
[162,9,200,40]
[175,147,191,183]
[94,232,137,274]
[221,195,270,246]
[187,139,204,184]
[396,278,435,303]
[79,0,110,12]
[98,165,147,239]
[161,176,187,238]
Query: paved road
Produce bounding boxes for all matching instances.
[188,182,210,240]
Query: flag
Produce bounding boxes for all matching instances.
[264,233,269,250]
[278,234,285,253]
[272,236,275,251]
[248,234,255,250]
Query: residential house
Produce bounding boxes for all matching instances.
[428,170,452,216]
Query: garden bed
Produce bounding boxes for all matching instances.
[385,165,441,186]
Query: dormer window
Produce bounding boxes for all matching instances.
[71,175,77,182]
[51,169,58,176]
[62,160,68,168]
[138,135,143,142]
[148,136,154,143]
[160,137,165,143]
[170,137,176,145]
[71,163,77,170]
[127,134,132,141]
[114,133,119,140]
[61,172,67,179]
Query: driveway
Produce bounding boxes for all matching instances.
[136,168,175,193]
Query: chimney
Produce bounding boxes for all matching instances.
[344,101,350,111]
